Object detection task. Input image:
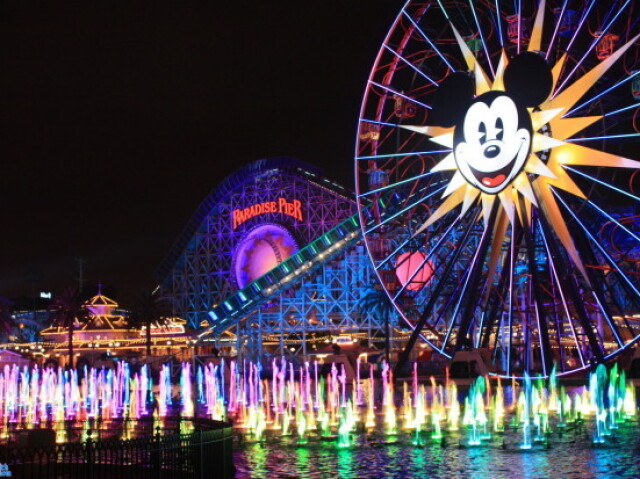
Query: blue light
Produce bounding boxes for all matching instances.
[565,166,640,203]
[357,149,451,161]
[565,133,640,142]
[382,44,438,87]
[469,0,495,77]
[568,72,640,116]
[368,81,432,110]
[401,9,455,72]
[556,0,630,95]
[546,0,570,60]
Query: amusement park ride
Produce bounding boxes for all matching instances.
[356,0,640,379]
[157,0,640,381]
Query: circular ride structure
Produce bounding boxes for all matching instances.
[355,0,640,378]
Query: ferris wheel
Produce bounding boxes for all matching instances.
[355,0,640,378]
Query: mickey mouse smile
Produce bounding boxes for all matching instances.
[467,138,528,190]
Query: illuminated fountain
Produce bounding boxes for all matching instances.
[0,358,634,450]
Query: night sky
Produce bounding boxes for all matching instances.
[0,1,400,304]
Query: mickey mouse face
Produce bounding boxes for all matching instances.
[454,91,532,194]
[429,52,553,196]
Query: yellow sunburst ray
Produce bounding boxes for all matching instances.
[539,156,586,198]
[418,184,467,233]
[481,194,496,228]
[550,116,601,141]
[483,209,510,303]
[512,186,532,227]
[429,132,455,148]
[550,54,567,92]
[525,156,556,178]
[527,0,546,53]
[431,152,457,172]
[531,108,564,131]
[533,181,588,280]
[532,133,565,153]
[513,174,538,207]
[461,184,481,216]
[442,171,467,198]
[399,125,454,138]
[553,142,640,169]
[450,22,477,71]
[475,62,492,95]
[492,51,508,91]
[546,33,640,113]
[497,190,516,224]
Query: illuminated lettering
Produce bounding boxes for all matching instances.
[232,198,304,229]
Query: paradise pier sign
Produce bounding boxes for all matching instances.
[232,197,303,230]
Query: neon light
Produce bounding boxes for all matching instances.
[368,81,432,110]
[569,72,640,115]
[604,102,640,117]
[360,118,399,128]
[557,0,632,95]
[565,133,640,142]
[494,0,504,48]
[356,149,451,160]
[469,0,495,77]
[401,9,455,72]
[546,0,570,60]
[382,44,438,86]
[566,166,640,202]
[554,190,640,298]
[232,198,303,230]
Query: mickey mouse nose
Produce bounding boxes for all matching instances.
[484,145,501,158]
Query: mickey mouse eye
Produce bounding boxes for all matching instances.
[495,118,504,141]
[478,122,487,144]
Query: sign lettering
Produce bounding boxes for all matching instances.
[232,198,303,229]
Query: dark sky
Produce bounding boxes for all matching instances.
[0,1,400,304]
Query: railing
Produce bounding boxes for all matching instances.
[0,419,234,479]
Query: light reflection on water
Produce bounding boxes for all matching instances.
[234,426,640,479]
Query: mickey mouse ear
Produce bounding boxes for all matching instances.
[503,52,553,107]
[429,72,475,128]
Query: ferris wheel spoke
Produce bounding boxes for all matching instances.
[523,214,552,376]
[545,0,570,60]
[401,9,456,72]
[368,81,432,110]
[556,0,633,95]
[604,102,640,118]
[468,0,495,77]
[356,149,451,161]
[363,184,447,235]
[554,191,640,300]
[493,0,505,48]
[359,118,400,128]
[540,227,587,368]
[565,167,640,203]
[565,133,640,142]
[568,71,640,116]
[538,208,606,362]
[557,0,598,75]
[581,197,640,245]
[395,204,482,372]
[359,171,439,199]
[382,44,439,87]
[389,217,462,298]
[451,213,497,351]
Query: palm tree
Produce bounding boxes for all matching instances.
[49,288,89,369]
[128,290,172,357]
[359,284,395,363]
